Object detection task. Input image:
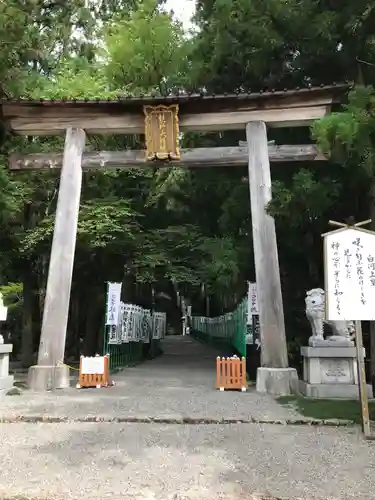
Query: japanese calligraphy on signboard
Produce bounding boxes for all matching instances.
[247,282,259,321]
[81,356,105,375]
[144,104,180,161]
[324,227,375,321]
[105,282,122,326]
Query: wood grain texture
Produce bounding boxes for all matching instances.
[9,145,326,170]
[2,99,331,135]
[247,121,288,369]
[37,128,85,367]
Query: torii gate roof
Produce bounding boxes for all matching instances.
[1,83,351,135]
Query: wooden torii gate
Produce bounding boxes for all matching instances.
[1,84,349,393]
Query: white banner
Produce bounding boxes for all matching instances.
[106,282,122,325]
[247,282,259,322]
[325,227,375,321]
[0,293,7,321]
[0,306,7,322]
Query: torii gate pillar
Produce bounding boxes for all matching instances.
[28,128,86,390]
[246,121,298,395]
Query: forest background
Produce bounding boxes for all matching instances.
[1,0,375,380]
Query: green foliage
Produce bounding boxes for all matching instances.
[20,195,141,256]
[197,237,240,295]
[21,218,53,255]
[0,282,23,310]
[132,224,205,285]
[0,164,23,218]
[312,86,375,177]
[145,167,191,210]
[193,0,343,91]
[0,0,35,97]
[32,58,120,100]
[78,199,141,249]
[268,169,341,227]
[103,0,192,93]
[193,0,375,92]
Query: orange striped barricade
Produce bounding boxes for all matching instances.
[216,356,247,392]
[76,354,111,389]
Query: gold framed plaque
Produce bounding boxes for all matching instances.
[144,104,180,161]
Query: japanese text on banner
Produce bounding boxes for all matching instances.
[106,282,122,326]
[247,282,259,323]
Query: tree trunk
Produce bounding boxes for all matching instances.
[21,202,34,368]
[21,264,34,368]
[82,304,99,356]
[83,288,104,357]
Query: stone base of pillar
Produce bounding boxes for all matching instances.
[28,365,70,391]
[299,380,373,399]
[0,343,14,397]
[299,345,373,399]
[0,375,14,397]
[256,367,299,396]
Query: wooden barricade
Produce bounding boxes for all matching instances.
[216,356,247,392]
[77,354,111,389]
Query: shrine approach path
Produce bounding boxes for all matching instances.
[1,336,375,500]
[1,335,300,422]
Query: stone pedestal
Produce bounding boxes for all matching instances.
[0,344,14,397]
[28,365,70,391]
[300,346,373,399]
[256,367,299,396]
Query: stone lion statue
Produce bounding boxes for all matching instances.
[305,288,354,346]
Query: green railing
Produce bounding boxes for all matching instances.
[190,297,247,357]
[103,304,166,370]
[104,341,144,371]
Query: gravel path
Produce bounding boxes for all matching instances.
[2,337,302,422]
[0,421,374,500]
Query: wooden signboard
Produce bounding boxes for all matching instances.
[323,219,375,439]
[144,104,180,161]
[324,226,375,321]
[77,354,111,389]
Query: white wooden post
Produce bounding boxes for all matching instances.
[28,128,85,390]
[246,121,297,394]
